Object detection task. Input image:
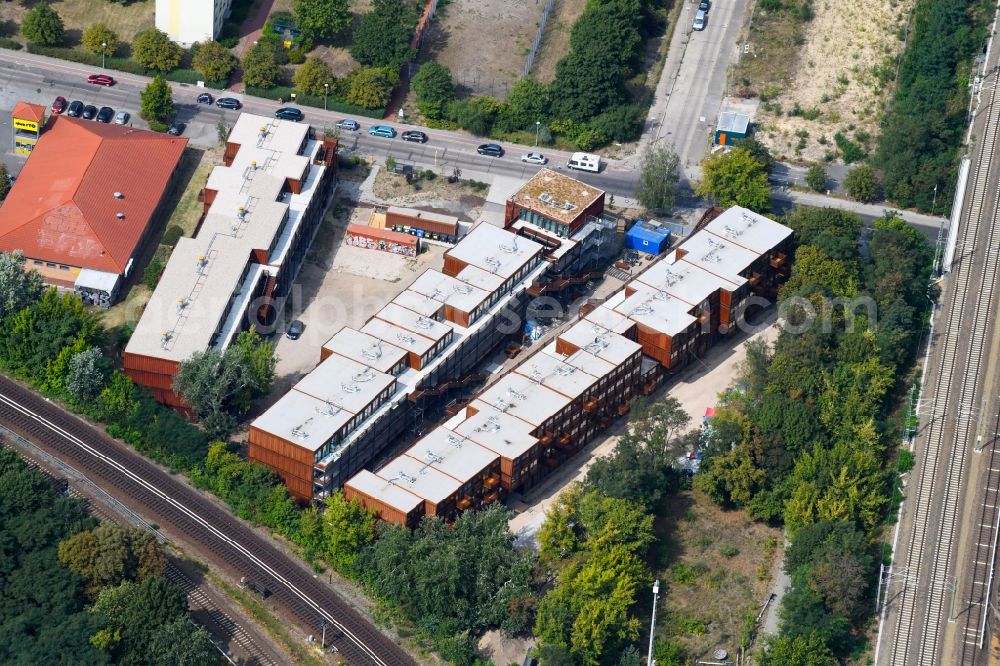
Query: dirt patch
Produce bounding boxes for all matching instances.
[654,490,781,662]
[372,170,487,218]
[528,0,587,84]
[0,0,155,45]
[734,0,912,164]
[479,630,532,666]
[420,0,545,98]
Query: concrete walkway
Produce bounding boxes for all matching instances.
[772,188,948,233]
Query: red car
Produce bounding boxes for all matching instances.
[87,74,115,86]
[51,96,67,114]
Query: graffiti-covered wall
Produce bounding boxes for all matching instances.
[346,225,419,257]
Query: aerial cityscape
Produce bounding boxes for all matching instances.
[0,0,992,665]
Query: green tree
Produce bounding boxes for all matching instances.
[497,78,549,133]
[322,491,376,574]
[22,3,64,46]
[293,56,335,96]
[91,577,189,660]
[733,137,774,172]
[805,164,828,192]
[844,164,879,203]
[412,61,455,120]
[346,66,398,109]
[0,164,10,201]
[294,0,351,40]
[192,40,237,82]
[696,147,772,213]
[636,143,681,212]
[58,523,166,600]
[82,23,118,56]
[0,251,43,322]
[761,633,838,666]
[66,347,109,404]
[139,75,175,123]
[133,28,183,72]
[242,41,284,88]
[350,0,418,69]
[147,617,220,665]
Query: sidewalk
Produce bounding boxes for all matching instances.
[772,188,948,231]
[228,0,277,92]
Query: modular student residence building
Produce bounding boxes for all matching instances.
[124,113,338,406]
[343,207,793,526]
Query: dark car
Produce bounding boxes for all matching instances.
[477,143,504,157]
[81,105,98,120]
[87,73,115,86]
[401,130,428,143]
[275,107,304,122]
[336,118,359,131]
[699,0,710,9]
[51,96,67,114]
[95,106,114,123]
[167,121,186,136]
[286,319,305,340]
[66,100,84,117]
[196,92,213,105]
[216,97,242,110]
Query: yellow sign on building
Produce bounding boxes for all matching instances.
[13,118,39,133]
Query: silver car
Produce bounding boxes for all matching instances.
[521,152,548,165]
[693,9,707,30]
[113,111,130,125]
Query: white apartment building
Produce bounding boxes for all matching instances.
[155,0,232,46]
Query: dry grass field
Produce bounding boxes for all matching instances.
[529,0,588,84]
[733,0,913,163]
[0,0,154,47]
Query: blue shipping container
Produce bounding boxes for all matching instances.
[625,221,671,255]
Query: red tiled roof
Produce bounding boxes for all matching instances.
[0,116,187,275]
[12,101,46,124]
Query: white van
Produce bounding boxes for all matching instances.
[567,152,601,173]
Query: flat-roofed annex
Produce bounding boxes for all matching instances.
[378,454,461,505]
[346,469,424,515]
[510,168,604,225]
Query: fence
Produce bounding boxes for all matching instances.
[523,0,556,77]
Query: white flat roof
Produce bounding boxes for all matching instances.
[703,206,792,256]
[346,469,424,515]
[293,354,396,413]
[583,300,636,335]
[456,264,506,295]
[474,373,571,427]
[361,317,437,357]
[322,327,409,375]
[450,403,539,460]
[633,256,740,305]
[444,222,542,280]
[613,288,696,337]
[391,288,447,319]
[677,233,755,289]
[513,349,599,400]
[544,340,617,378]
[557,319,642,367]
[374,302,453,345]
[407,269,491,317]
[403,426,498,482]
[377,454,461,505]
[253,389,354,452]
[126,113,325,364]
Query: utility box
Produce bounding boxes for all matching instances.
[715,111,751,145]
[625,220,671,255]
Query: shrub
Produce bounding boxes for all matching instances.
[293,57,334,96]
[287,48,306,64]
[588,103,644,143]
[162,226,185,246]
[192,40,237,82]
[22,4,64,46]
[82,24,117,56]
[242,41,284,88]
[412,61,455,120]
[805,164,828,192]
[834,131,866,164]
[0,38,22,50]
[345,66,398,109]
[844,164,880,203]
[133,28,183,72]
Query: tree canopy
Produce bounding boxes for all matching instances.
[294,56,335,96]
[139,75,175,123]
[133,28,183,72]
[82,23,118,56]
[636,144,681,212]
[350,0,418,70]
[294,0,351,40]
[192,40,237,82]
[412,62,455,120]
[242,41,284,88]
[696,147,771,213]
[22,4,64,45]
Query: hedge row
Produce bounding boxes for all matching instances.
[25,45,228,89]
[245,85,385,119]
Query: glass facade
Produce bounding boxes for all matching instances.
[518,208,568,238]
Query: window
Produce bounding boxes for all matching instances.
[33,260,42,266]
[46,262,56,268]
[59,265,70,271]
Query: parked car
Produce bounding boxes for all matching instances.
[401,130,428,143]
[699,0,710,10]
[477,143,504,157]
[95,107,114,123]
[274,107,304,122]
[66,100,84,117]
[216,98,242,110]
[336,118,359,131]
[196,93,213,105]
[286,319,305,340]
[81,105,98,120]
[521,152,548,165]
[87,73,115,86]
[693,8,707,30]
[51,96,67,114]
[114,111,130,125]
[167,121,186,136]
[369,125,397,138]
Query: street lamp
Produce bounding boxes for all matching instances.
[101,42,107,69]
[324,83,329,111]
[534,120,541,147]
[647,579,660,666]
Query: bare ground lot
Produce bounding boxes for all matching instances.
[420,0,547,98]
[0,0,154,47]
[528,0,587,84]
[734,0,913,163]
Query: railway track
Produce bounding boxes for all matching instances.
[886,51,1000,666]
[0,376,416,666]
